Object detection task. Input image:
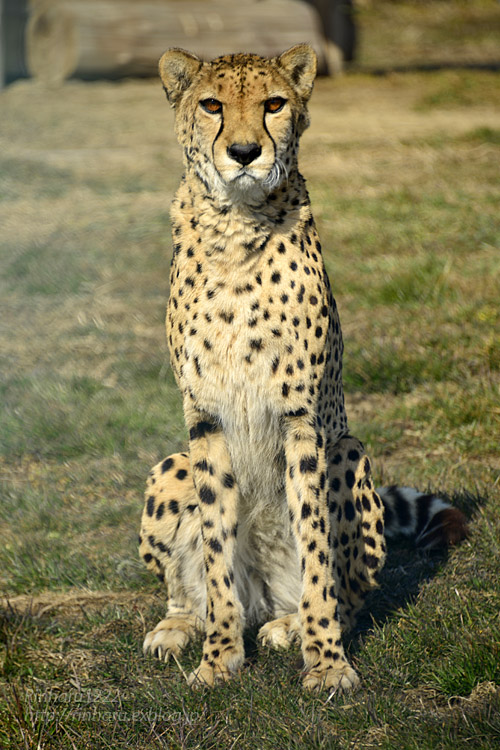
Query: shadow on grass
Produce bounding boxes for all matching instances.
[348,489,487,652]
[235,491,486,668]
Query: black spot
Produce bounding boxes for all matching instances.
[278,242,286,254]
[282,382,290,397]
[189,421,217,441]
[363,553,379,569]
[146,496,155,517]
[271,271,281,284]
[168,499,179,514]
[348,449,360,462]
[161,457,174,473]
[345,470,355,489]
[222,473,235,488]
[285,407,308,418]
[300,503,312,519]
[345,500,355,521]
[318,618,329,628]
[209,538,222,553]
[301,503,312,519]
[300,456,317,473]
[199,485,216,505]
[176,469,188,481]
[250,338,263,351]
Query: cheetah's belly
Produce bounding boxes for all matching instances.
[218,379,301,622]
[222,386,301,622]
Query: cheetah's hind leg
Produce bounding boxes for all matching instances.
[140,453,206,664]
[143,614,200,663]
[258,613,301,650]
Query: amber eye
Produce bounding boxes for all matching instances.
[200,98,222,114]
[264,97,286,113]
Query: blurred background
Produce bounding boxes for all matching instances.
[2,0,500,87]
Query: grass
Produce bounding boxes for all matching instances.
[1,3,500,747]
[354,0,500,71]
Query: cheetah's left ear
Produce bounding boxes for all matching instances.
[159,48,203,107]
[277,44,317,100]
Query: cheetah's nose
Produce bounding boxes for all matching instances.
[227,143,262,166]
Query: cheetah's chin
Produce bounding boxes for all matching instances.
[222,162,287,203]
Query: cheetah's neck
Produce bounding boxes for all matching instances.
[173,166,312,265]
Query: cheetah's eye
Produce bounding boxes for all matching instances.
[264,97,287,114]
[200,98,222,114]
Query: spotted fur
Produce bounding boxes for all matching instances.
[140,45,467,692]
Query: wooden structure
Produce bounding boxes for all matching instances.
[0,0,29,87]
[26,0,331,84]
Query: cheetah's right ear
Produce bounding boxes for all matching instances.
[277,44,317,101]
[159,48,203,107]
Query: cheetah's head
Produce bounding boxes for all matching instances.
[159,45,317,203]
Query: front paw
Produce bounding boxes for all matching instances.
[187,662,233,687]
[188,642,245,688]
[302,661,360,693]
[143,616,197,662]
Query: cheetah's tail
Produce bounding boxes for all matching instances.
[376,486,469,550]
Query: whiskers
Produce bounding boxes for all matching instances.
[263,158,288,192]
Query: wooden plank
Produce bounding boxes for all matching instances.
[26,0,329,84]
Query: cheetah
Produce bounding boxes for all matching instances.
[139,45,468,692]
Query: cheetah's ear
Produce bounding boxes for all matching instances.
[277,44,317,100]
[159,48,203,107]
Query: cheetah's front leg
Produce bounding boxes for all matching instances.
[284,414,359,692]
[185,404,244,686]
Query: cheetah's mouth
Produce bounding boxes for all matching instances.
[233,168,255,180]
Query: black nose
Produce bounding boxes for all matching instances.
[227,142,262,166]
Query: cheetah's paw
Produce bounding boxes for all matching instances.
[258,614,301,650]
[143,617,197,662]
[187,644,245,688]
[187,663,233,688]
[302,662,360,693]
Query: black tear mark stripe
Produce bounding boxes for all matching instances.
[211,106,225,181]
